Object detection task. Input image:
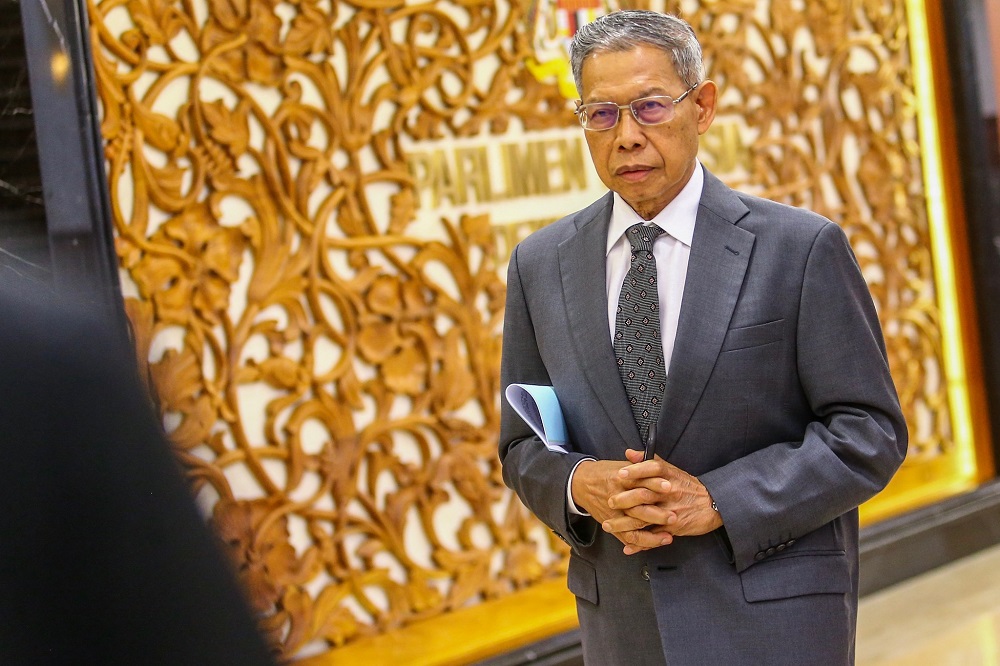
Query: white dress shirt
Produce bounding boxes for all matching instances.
[567,164,704,515]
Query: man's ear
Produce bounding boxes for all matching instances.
[695,80,718,134]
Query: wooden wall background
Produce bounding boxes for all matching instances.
[87,0,972,659]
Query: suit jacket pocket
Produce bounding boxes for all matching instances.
[740,551,849,602]
[567,554,599,605]
[721,318,784,352]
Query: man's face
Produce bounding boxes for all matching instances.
[579,44,717,220]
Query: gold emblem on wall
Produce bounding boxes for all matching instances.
[87,0,980,660]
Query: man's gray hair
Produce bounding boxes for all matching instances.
[569,10,705,96]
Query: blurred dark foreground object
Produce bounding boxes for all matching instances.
[0,281,275,665]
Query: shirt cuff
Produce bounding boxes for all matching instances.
[566,457,597,516]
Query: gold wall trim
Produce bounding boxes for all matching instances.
[859,0,993,524]
[908,0,975,479]
[296,580,576,666]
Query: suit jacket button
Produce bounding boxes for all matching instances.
[754,552,765,561]
[641,565,650,581]
[776,544,786,551]
[765,547,776,556]
[787,539,796,546]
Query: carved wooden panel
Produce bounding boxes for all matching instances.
[88,0,964,658]
[92,0,572,657]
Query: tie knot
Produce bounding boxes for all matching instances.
[625,223,665,254]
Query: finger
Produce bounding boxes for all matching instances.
[618,459,677,481]
[646,525,674,538]
[607,486,663,510]
[602,514,648,534]
[624,505,677,526]
[619,528,671,549]
[624,449,670,464]
[624,448,645,463]
[623,526,675,555]
[614,474,673,496]
[617,527,674,553]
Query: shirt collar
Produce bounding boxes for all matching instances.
[606,161,704,256]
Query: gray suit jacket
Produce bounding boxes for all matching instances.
[498,168,907,665]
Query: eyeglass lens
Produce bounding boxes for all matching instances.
[583,97,674,130]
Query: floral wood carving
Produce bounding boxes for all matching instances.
[94,0,571,655]
[90,0,949,658]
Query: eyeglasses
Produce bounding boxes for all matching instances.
[574,83,700,131]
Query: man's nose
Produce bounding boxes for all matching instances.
[614,109,646,149]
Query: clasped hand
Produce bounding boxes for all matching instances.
[571,449,723,555]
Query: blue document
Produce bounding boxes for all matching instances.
[504,383,568,453]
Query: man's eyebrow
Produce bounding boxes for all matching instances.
[583,87,671,104]
[634,87,670,98]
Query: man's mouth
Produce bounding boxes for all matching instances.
[615,165,654,179]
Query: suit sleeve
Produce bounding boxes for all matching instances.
[498,245,597,549]
[699,221,908,572]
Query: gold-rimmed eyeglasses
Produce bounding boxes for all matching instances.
[574,82,700,131]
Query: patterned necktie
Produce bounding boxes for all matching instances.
[614,223,667,440]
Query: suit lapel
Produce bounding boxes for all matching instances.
[557,194,641,448]
[656,171,755,458]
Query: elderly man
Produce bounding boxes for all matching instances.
[498,10,907,665]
